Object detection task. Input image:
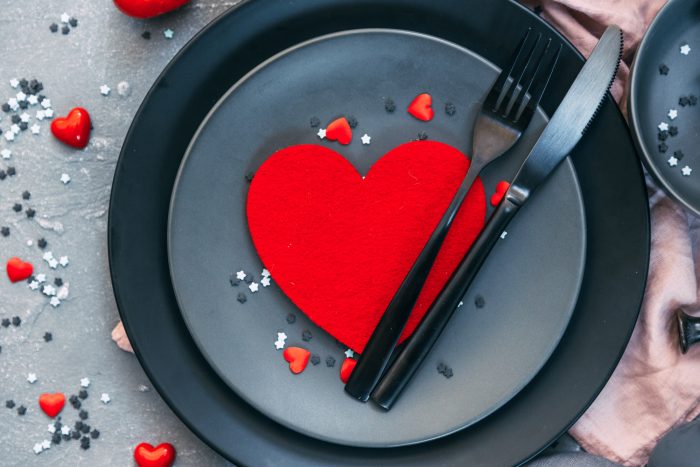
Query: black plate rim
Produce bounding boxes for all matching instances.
[628,0,700,217]
[108,0,650,465]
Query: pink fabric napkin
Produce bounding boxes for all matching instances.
[113,2,700,464]
[523,0,700,465]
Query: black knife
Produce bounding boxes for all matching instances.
[346,26,623,409]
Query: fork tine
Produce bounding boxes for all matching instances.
[483,28,532,111]
[516,43,562,125]
[507,38,552,122]
[499,33,542,116]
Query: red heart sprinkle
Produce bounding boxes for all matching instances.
[134,442,177,467]
[113,0,190,18]
[39,393,65,418]
[51,107,92,149]
[283,347,310,374]
[325,117,353,145]
[407,93,434,121]
[6,257,33,283]
[490,181,511,207]
[340,357,357,383]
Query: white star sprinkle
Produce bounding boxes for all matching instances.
[27,373,38,384]
[49,297,61,308]
[16,91,27,102]
[41,440,51,450]
[249,282,259,293]
[262,268,270,278]
[80,377,90,388]
[59,256,69,267]
[43,285,56,296]
[60,173,71,184]
[43,251,54,261]
[668,109,678,120]
[10,124,20,135]
[1,149,11,159]
[31,124,40,135]
[344,349,354,358]
[668,156,679,167]
[44,108,54,118]
[100,393,111,404]
[261,276,271,287]
[41,99,51,109]
[500,231,508,239]
[680,44,691,55]
[100,84,111,96]
[163,29,174,39]
[682,166,692,176]
[60,425,71,435]
[658,122,669,132]
[27,95,38,105]
[36,110,45,120]
[236,270,246,280]
[47,424,56,434]
[274,340,285,350]
[8,98,18,110]
[28,281,39,290]
[317,128,327,139]
[9,78,19,88]
[277,332,287,341]
[57,285,69,300]
[361,134,371,145]
[48,258,58,269]
[19,113,30,123]
[36,274,46,283]
[4,130,15,141]
[60,12,71,23]
[33,443,43,454]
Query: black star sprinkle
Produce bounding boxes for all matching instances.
[474,295,486,308]
[658,130,668,141]
[69,17,78,27]
[52,432,62,444]
[19,122,28,131]
[244,275,253,284]
[71,430,80,440]
[19,79,28,88]
[669,126,678,137]
[384,98,396,113]
[325,356,336,367]
[445,102,457,116]
[237,292,247,304]
[0,170,6,180]
[437,363,447,374]
[1,103,10,112]
[286,313,296,324]
[21,191,30,200]
[74,420,83,431]
[61,25,70,35]
[689,95,698,106]
[80,423,90,434]
[12,203,22,213]
[310,354,320,365]
[29,79,42,93]
[5,400,15,409]
[54,277,63,287]
[347,116,358,129]
[659,64,669,75]
[90,429,100,439]
[44,332,53,342]
[679,96,690,107]
[443,368,453,378]
[17,405,26,415]
[1,319,10,328]
[48,21,59,32]
[26,208,36,218]
[245,171,255,183]
[1,227,9,237]
[141,31,151,40]
[79,409,88,420]
[309,116,320,128]
[302,330,312,342]
[18,100,27,109]
[658,142,668,153]
[80,436,90,450]
[11,115,20,124]
[674,150,685,161]
[78,390,88,400]
[11,316,21,327]
[38,238,47,249]
[7,166,15,176]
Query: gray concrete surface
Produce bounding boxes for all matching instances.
[0,1,238,465]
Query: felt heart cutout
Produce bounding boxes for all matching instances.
[325,117,352,145]
[407,93,434,121]
[134,442,176,467]
[6,257,33,283]
[51,107,91,149]
[283,347,310,374]
[491,181,511,206]
[247,141,486,353]
[340,358,357,383]
[39,393,65,418]
[113,0,190,18]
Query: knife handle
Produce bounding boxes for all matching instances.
[370,196,521,410]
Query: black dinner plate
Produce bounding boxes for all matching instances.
[629,0,700,216]
[108,0,650,465]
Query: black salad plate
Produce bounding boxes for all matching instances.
[629,0,700,217]
[109,0,650,465]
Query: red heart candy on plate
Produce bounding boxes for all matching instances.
[325,117,352,145]
[340,358,357,383]
[490,181,511,207]
[407,93,434,121]
[51,107,91,149]
[39,393,65,418]
[6,257,33,283]
[247,141,486,353]
[113,0,190,18]
[283,347,310,374]
[134,442,177,467]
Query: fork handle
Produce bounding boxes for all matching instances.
[344,161,483,402]
[371,196,520,409]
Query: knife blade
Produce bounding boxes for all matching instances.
[366,26,623,410]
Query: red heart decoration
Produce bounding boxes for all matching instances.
[340,358,357,383]
[247,141,486,352]
[39,393,65,418]
[407,93,434,121]
[113,0,190,18]
[283,347,311,374]
[325,117,353,145]
[51,107,91,149]
[6,257,33,283]
[490,181,511,207]
[134,442,176,467]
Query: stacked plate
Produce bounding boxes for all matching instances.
[109,0,649,465]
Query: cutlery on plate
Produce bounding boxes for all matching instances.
[368,26,623,410]
[677,309,700,354]
[345,28,562,402]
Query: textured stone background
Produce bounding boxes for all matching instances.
[0,1,237,465]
